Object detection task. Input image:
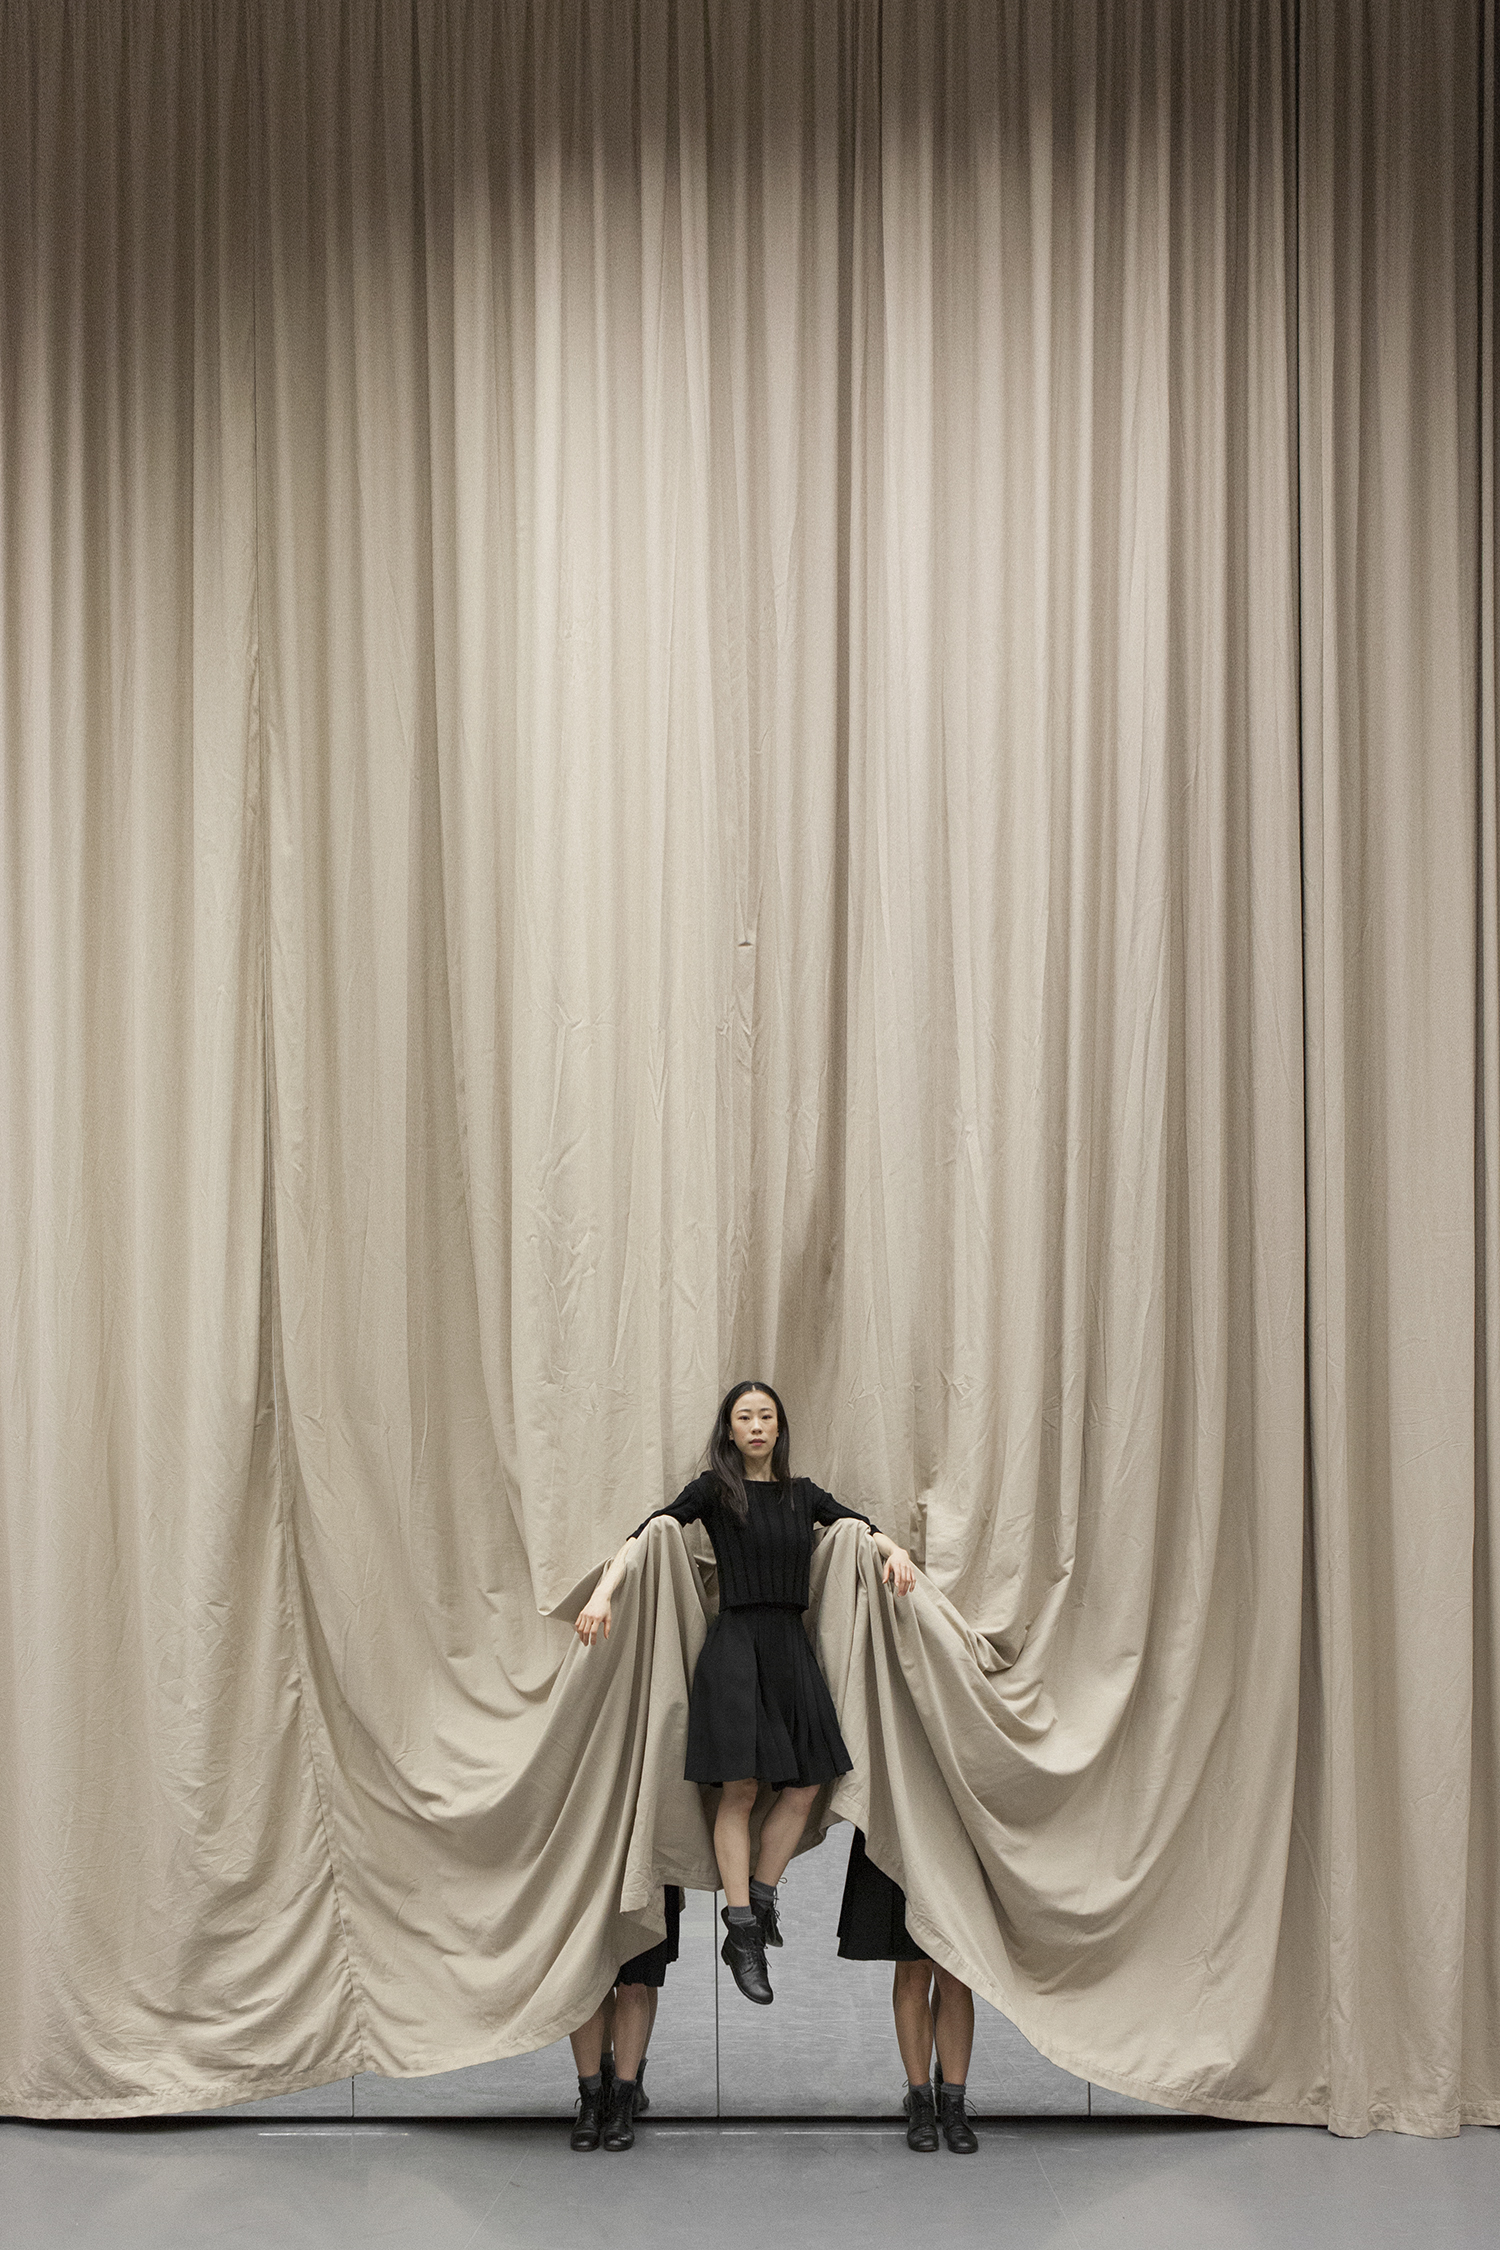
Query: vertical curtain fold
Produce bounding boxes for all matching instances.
[1298,0,1489,2133]
[0,0,357,2111]
[1466,0,1500,2125]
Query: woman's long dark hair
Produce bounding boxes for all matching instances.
[708,1380,792,1521]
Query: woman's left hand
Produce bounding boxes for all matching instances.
[882,1545,916,1597]
[574,1590,613,1646]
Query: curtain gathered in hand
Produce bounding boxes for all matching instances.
[1,0,1495,2137]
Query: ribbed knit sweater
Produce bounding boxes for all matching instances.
[634,1473,872,1611]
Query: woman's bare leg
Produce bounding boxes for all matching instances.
[751,1784,819,1887]
[892,1960,935,2084]
[612,1984,652,2081]
[931,1967,974,2085]
[714,1778,759,1906]
[569,2002,606,2078]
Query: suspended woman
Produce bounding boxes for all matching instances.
[576,1381,915,2003]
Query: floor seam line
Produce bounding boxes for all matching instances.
[1032,2144,1085,2250]
[453,2154,529,2250]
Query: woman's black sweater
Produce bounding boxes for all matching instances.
[634,1473,872,1611]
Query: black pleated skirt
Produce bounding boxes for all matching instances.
[836,1826,928,1962]
[684,1603,853,1789]
[616,1885,681,1989]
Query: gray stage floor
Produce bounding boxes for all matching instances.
[4,2116,1499,2250]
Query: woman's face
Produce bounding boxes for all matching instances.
[729,1390,779,1468]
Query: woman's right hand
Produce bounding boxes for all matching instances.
[575,1590,613,1647]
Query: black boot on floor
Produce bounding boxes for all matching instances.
[602,2075,636,2152]
[939,2083,978,2153]
[904,2081,939,2152]
[570,2077,604,2151]
[631,2055,650,2117]
[720,1909,774,2004]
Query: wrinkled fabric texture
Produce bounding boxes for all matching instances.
[1,0,1498,2138]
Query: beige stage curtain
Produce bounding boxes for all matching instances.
[1299,0,1493,2134]
[0,0,357,2108]
[1,0,1496,2137]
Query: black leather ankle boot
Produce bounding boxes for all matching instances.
[750,1886,783,1949]
[904,2082,939,2151]
[602,2074,636,2151]
[720,1909,774,2004]
[939,2083,978,2152]
[631,2054,650,2116]
[570,2078,604,2151]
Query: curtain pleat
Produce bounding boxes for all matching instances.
[0,0,359,2112]
[1467,0,1500,2125]
[1298,0,1488,2132]
[1,0,1496,2134]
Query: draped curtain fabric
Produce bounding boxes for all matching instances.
[1,0,1495,2137]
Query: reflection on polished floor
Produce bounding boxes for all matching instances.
[5,2115,1500,2250]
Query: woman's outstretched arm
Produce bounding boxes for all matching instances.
[574,1536,637,1646]
[575,1484,709,1646]
[869,1528,916,1596]
[808,1486,914,1596]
